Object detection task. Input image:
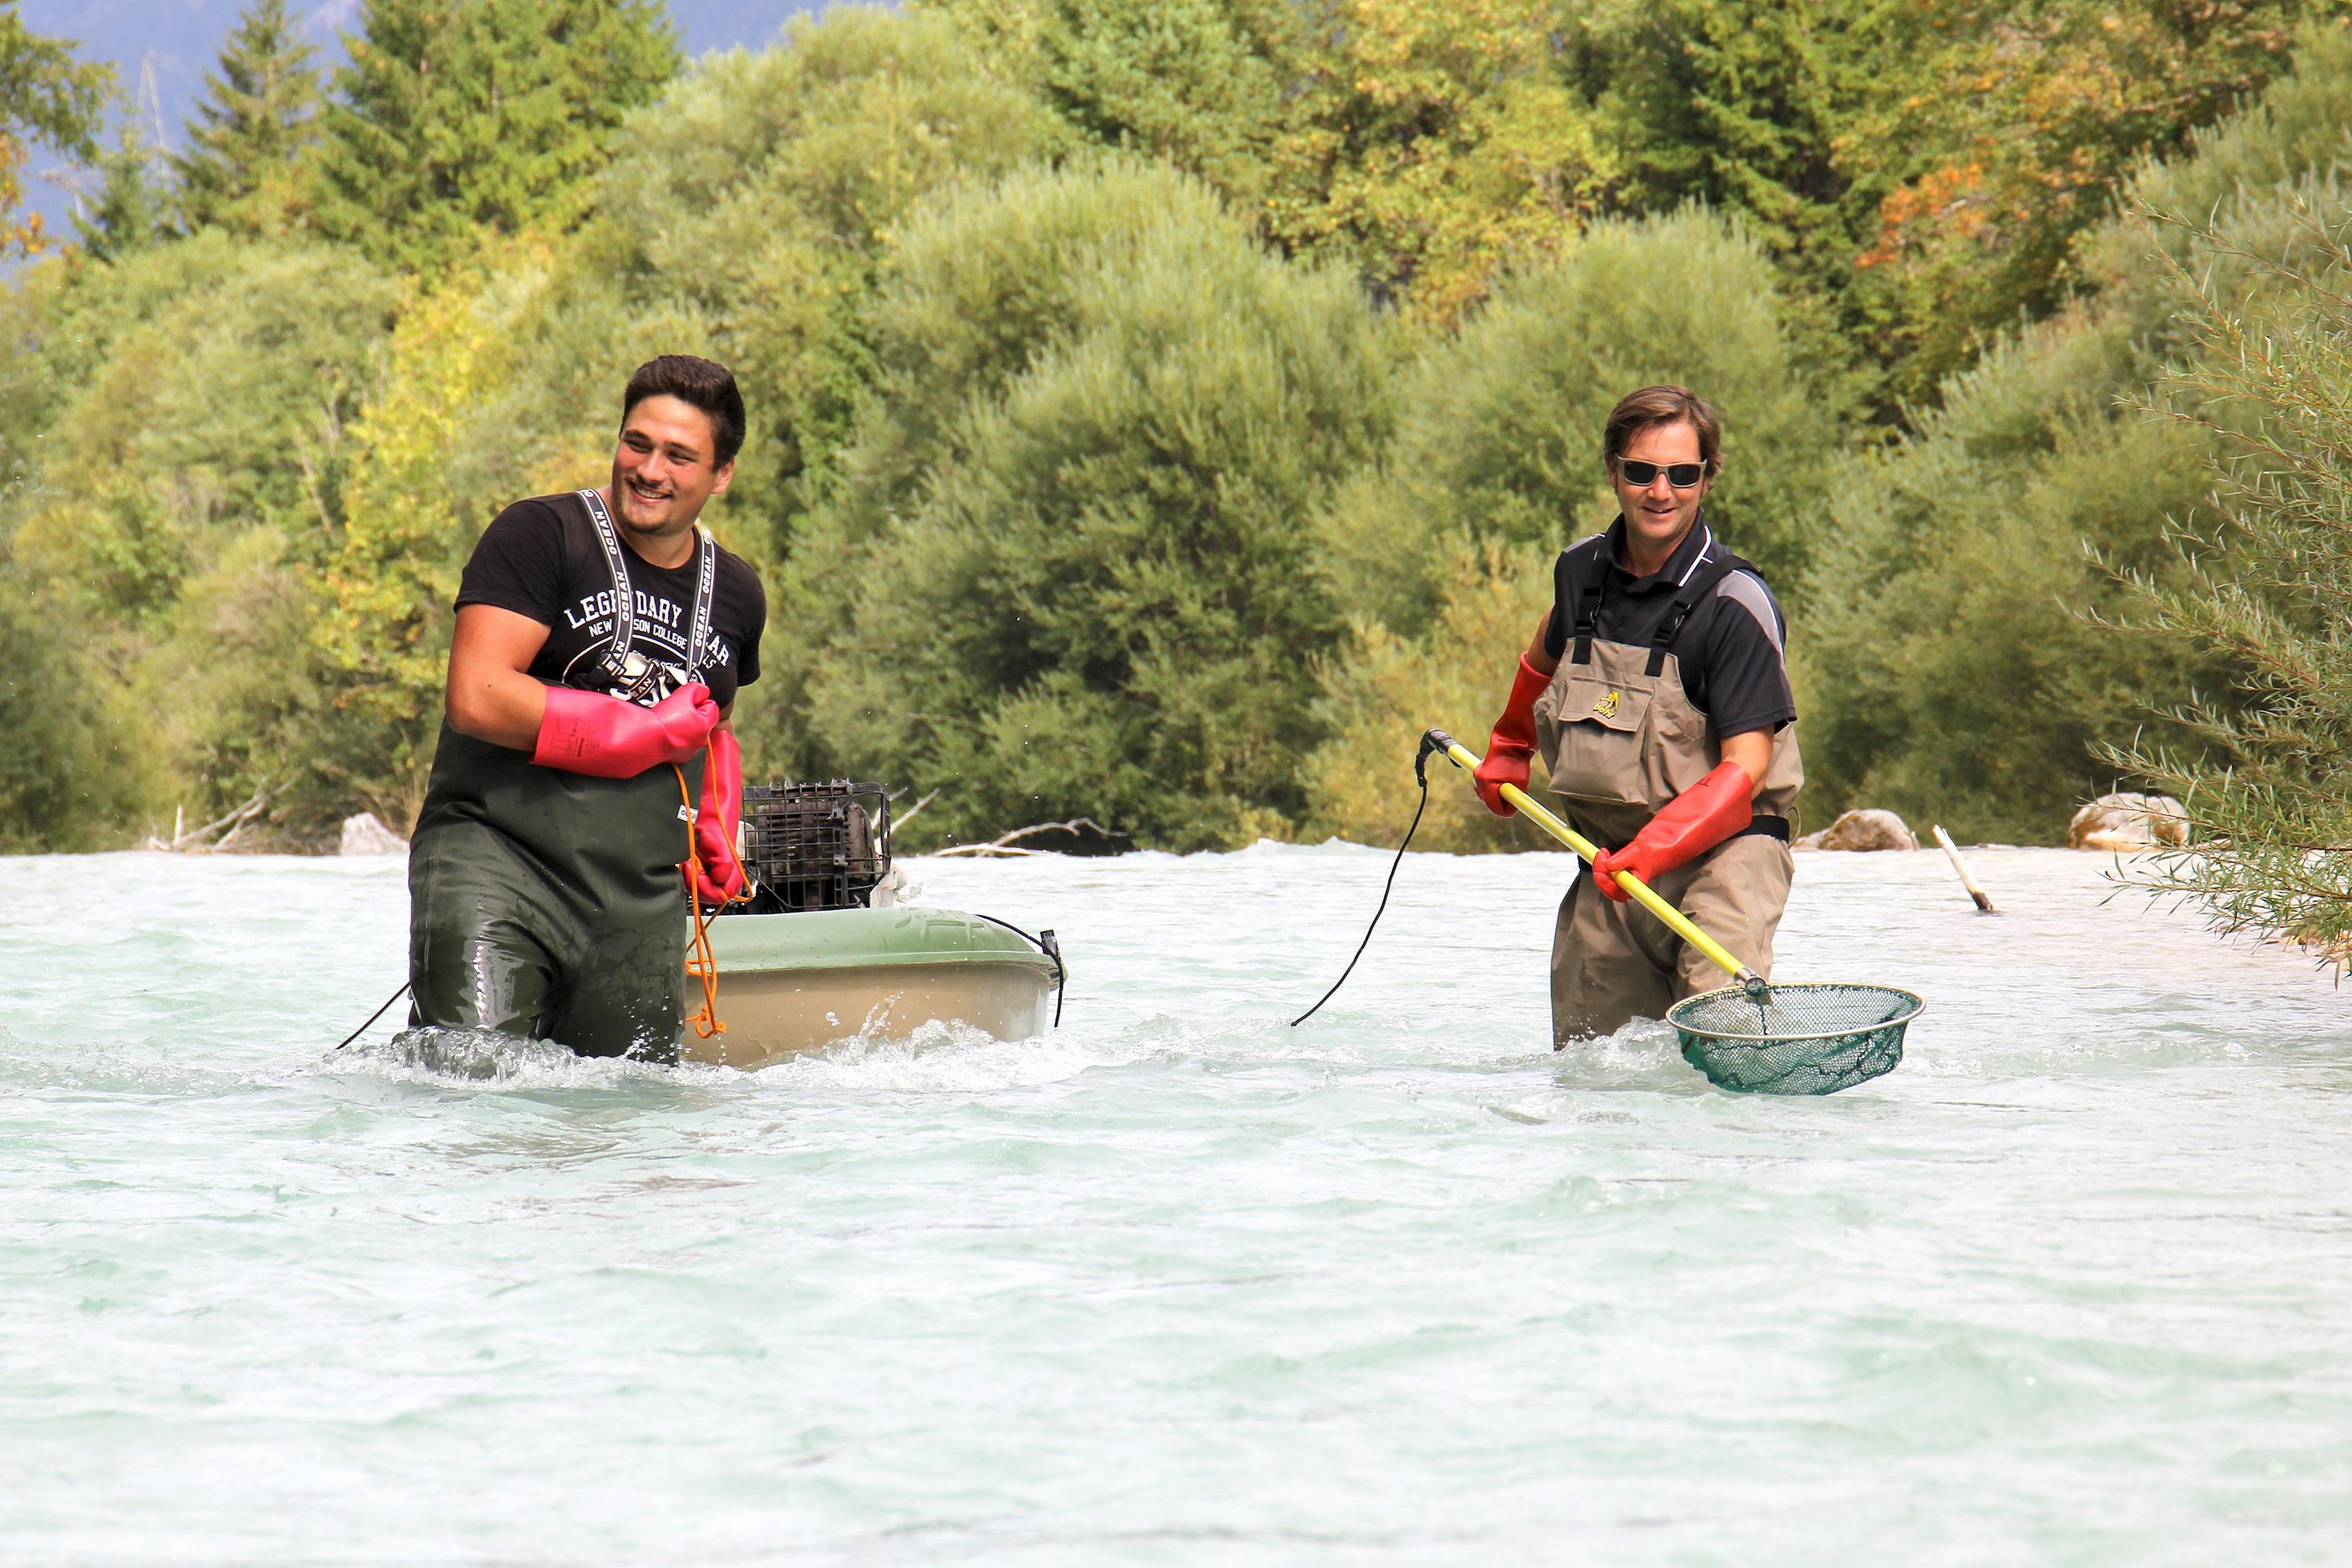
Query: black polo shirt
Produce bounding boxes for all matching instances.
[1541,515,1796,739]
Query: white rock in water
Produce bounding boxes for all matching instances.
[340,811,409,856]
[1794,808,1918,852]
[2067,793,2189,851]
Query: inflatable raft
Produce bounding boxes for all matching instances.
[686,905,1062,1070]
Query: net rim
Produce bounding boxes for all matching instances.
[1667,982,1926,1047]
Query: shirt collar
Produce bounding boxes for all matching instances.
[1601,510,1714,590]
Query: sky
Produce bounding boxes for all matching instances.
[16,1,827,247]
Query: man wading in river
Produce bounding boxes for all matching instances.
[1471,385,1801,1043]
[408,355,768,1061]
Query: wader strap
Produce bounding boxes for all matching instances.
[575,488,719,696]
[1570,574,1606,666]
[1646,553,1741,677]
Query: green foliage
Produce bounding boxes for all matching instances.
[926,0,1297,206]
[1846,0,2318,406]
[314,244,553,826]
[1795,24,2352,842]
[447,6,1059,588]
[783,158,1395,850]
[172,0,324,238]
[71,105,171,263]
[4,2,2343,856]
[1303,539,1573,853]
[0,0,112,256]
[314,0,679,274]
[1267,0,1615,324]
[0,231,394,842]
[2100,200,2352,954]
[1578,0,1900,299]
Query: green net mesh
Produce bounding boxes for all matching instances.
[1668,983,1924,1096]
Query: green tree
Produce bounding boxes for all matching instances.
[1795,24,2352,841]
[314,0,678,274]
[1267,0,1616,324]
[2100,201,2352,954]
[172,0,325,238]
[71,105,170,262]
[1846,0,2316,405]
[1,231,395,842]
[783,158,1396,850]
[0,0,112,257]
[442,8,1058,584]
[925,0,1299,206]
[1579,0,1902,299]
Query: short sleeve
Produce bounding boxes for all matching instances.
[455,499,570,625]
[1698,572,1796,738]
[736,572,767,688]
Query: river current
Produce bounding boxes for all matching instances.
[4,843,2349,1566]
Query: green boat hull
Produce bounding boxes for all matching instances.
[685,907,1059,1069]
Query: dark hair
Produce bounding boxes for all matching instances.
[1602,384,1722,478]
[622,354,746,467]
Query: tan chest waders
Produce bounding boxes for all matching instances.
[1534,553,1802,1044]
[406,492,719,1061]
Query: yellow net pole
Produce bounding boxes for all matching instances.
[1429,731,1762,993]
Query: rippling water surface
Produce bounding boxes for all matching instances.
[5,843,2351,1566]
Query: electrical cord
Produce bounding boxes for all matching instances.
[1289,730,1444,1027]
[969,913,1066,1027]
[334,982,412,1051]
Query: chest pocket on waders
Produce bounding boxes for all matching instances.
[1534,649,1700,815]
[1533,550,1742,816]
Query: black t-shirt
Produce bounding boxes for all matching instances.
[1542,515,1795,739]
[455,492,766,710]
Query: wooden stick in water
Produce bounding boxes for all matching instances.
[1931,825,1998,914]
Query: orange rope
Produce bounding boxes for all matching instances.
[673,746,736,1041]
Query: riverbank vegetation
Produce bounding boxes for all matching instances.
[0,1,2344,883]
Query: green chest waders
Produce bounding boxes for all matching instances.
[1534,554,1803,1043]
[407,491,719,1062]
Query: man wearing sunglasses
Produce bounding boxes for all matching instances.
[1470,384,1802,1043]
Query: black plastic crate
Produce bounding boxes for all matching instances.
[733,781,892,914]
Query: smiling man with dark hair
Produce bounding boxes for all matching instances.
[1471,385,1802,1044]
[405,354,768,1061]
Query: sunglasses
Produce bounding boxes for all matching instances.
[1616,459,1707,488]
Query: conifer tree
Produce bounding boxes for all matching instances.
[72,107,169,262]
[314,0,679,274]
[171,0,323,237]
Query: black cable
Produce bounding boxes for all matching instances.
[334,982,412,1051]
[1290,731,1445,1027]
[969,912,1066,1027]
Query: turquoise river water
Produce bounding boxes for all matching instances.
[4,843,2350,1566]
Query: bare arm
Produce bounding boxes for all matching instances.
[1520,609,1561,679]
[1721,729,1772,799]
[445,604,554,751]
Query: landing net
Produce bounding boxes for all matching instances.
[1668,982,1924,1096]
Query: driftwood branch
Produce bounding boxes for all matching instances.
[891,786,944,831]
[143,782,281,852]
[935,816,1127,858]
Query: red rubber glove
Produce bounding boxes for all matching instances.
[1474,655,1552,816]
[531,683,720,779]
[686,726,747,906]
[1591,759,1754,902]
